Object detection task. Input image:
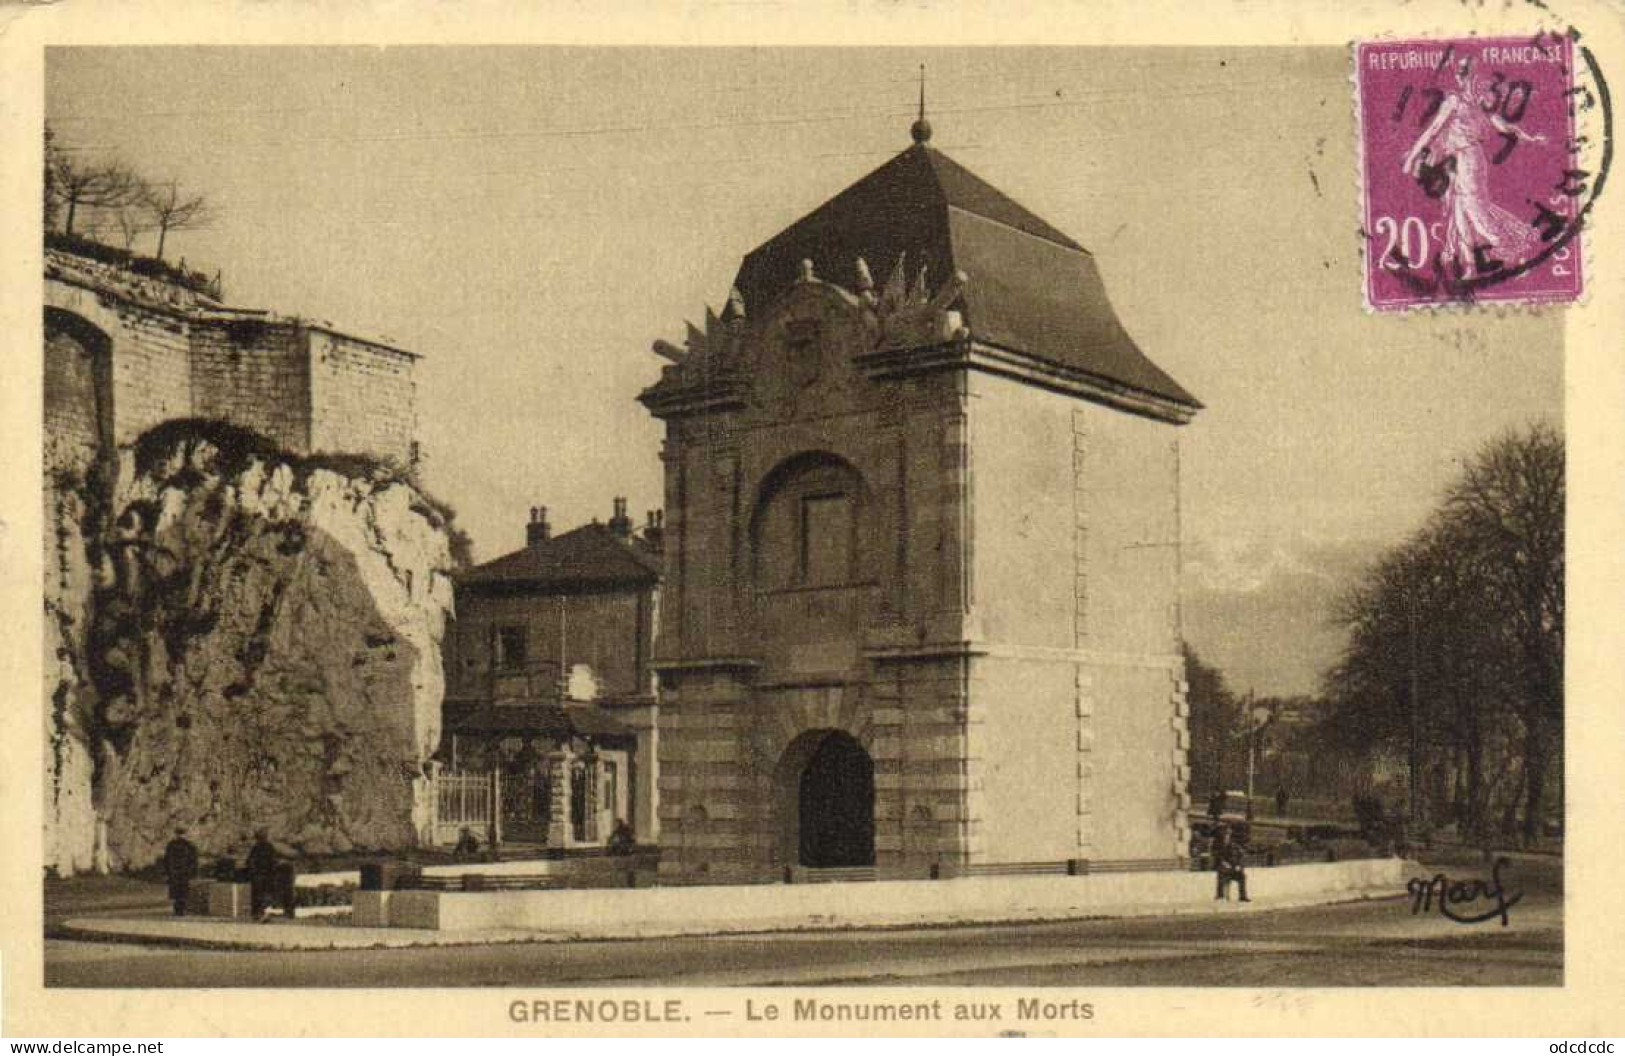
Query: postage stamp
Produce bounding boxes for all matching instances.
[1355,34,1593,310]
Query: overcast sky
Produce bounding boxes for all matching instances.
[45,47,1563,696]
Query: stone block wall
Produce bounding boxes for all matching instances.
[189,319,312,454]
[309,331,418,467]
[655,670,756,876]
[107,306,194,447]
[46,264,420,475]
[870,659,975,870]
[654,656,974,878]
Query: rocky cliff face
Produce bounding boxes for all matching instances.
[44,421,454,874]
[45,467,101,876]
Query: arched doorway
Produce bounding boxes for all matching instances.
[44,307,115,467]
[777,729,874,867]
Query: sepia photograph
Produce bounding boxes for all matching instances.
[5,3,1623,1038]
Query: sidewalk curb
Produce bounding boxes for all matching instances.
[57,889,1413,953]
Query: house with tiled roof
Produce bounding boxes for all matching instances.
[439,500,662,848]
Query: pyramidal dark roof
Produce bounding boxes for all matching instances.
[459,522,661,590]
[733,143,1197,409]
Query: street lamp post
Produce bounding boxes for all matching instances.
[1246,692,1256,807]
[1243,694,1272,817]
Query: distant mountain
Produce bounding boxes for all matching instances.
[1181,534,1386,698]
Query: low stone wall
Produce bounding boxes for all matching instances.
[364,858,1407,933]
[418,854,656,882]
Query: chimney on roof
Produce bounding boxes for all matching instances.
[526,506,551,548]
[608,496,633,540]
[642,509,665,553]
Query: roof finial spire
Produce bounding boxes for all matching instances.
[911,64,932,145]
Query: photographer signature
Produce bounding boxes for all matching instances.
[1406,856,1522,926]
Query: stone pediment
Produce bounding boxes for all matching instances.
[640,256,969,422]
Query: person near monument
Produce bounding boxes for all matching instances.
[162,827,199,916]
[1214,823,1251,903]
[1276,785,1290,817]
[607,818,636,856]
[245,828,280,922]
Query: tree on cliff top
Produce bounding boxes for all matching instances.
[44,124,61,232]
[49,148,141,238]
[140,180,214,261]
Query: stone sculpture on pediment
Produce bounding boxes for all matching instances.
[643,253,971,425]
[746,261,873,420]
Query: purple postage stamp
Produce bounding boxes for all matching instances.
[1355,35,1590,310]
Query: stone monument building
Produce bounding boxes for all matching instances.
[641,120,1202,877]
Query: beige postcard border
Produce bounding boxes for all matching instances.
[1,0,1621,1038]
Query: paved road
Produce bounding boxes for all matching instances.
[45,857,1560,988]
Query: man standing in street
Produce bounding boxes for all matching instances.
[163,827,199,916]
[245,828,280,923]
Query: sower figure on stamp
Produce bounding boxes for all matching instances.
[1401,57,1546,281]
[245,828,280,923]
[1214,823,1251,902]
[163,827,199,916]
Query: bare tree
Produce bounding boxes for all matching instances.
[51,153,141,237]
[44,123,61,232]
[1320,424,1562,846]
[1445,423,1563,846]
[112,196,157,251]
[141,181,213,261]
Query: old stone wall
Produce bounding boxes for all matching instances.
[45,266,195,449]
[655,657,973,877]
[44,466,101,876]
[654,670,754,876]
[189,320,312,453]
[309,331,418,467]
[109,308,194,447]
[46,261,420,472]
[868,659,973,870]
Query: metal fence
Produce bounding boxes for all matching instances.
[431,770,495,846]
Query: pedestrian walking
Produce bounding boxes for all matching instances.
[162,827,199,916]
[245,828,280,922]
[1275,785,1290,817]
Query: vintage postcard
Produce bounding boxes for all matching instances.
[1,0,1622,1040]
